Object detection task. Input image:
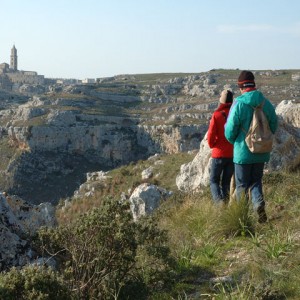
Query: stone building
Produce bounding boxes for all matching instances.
[0,45,45,90]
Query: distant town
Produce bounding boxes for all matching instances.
[0,45,96,91]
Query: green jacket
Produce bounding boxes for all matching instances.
[224,90,278,164]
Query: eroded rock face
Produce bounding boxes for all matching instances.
[176,133,211,192]
[6,195,56,234]
[275,100,300,128]
[176,100,300,192]
[0,192,55,271]
[8,123,205,156]
[5,122,206,204]
[268,119,300,171]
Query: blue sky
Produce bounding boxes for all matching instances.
[1,0,300,79]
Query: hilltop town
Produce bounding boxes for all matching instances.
[0,45,45,90]
[0,45,97,92]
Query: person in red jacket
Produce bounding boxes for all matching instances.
[207,89,234,203]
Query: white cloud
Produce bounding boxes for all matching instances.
[217,23,300,37]
[217,24,274,34]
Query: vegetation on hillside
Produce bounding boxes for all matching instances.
[0,151,299,299]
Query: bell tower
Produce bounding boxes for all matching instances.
[10,45,18,71]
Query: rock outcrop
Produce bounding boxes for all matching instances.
[0,192,55,271]
[129,183,172,221]
[4,119,206,203]
[269,100,300,171]
[176,133,211,192]
[275,100,300,128]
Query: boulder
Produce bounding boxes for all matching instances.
[268,121,300,172]
[275,100,300,128]
[141,166,154,180]
[129,183,172,221]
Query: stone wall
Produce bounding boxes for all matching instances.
[7,72,44,85]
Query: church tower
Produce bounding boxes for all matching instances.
[10,45,18,71]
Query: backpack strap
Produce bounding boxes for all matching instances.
[241,100,266,134]
[257,99,265,109]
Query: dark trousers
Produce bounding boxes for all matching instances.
[210,158,234,203]
[234,162,265,210]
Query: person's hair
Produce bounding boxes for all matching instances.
[226,90,233,103]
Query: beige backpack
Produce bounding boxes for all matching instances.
[244,100,274,153]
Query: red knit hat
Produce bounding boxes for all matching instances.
[238,70,255,88]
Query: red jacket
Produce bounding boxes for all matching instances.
[207,103,233,158]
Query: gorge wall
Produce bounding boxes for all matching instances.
[4,121,206,204]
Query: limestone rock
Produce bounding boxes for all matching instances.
[86,171,109,182]
[74,171,110,198]
[129,183,172,221]
[268,120,300,172]
[0,193,24,235]
[176,133,212,192]
[0,223,27,271]
[13,107,46,122]
[267,100,300,171]
[6,195,56,235]
[0,192,55,270]
[275,100,300,128]
[141,166,154,180]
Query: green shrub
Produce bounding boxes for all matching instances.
[36,197,175,299]
[55,198,138,299]
[0,266,70,300]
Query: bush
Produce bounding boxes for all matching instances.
[0,265,70,300]
[36,197,175,299]
[56,198,137,299]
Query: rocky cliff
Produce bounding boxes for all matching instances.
[0,192,55,271]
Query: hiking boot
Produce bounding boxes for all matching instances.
[257,206,268,223]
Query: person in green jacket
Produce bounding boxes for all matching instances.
[225,70,278,223]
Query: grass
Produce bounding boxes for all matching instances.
[155,169,300,299]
